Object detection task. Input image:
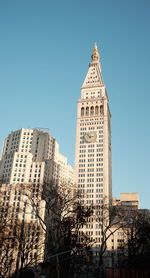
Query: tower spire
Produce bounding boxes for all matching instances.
[91,43,100,63]
[82,44,103,88]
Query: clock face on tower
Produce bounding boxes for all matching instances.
[84,131,97,143]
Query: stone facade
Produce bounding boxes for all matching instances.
[0,128,74,275]
[75,45,112,250]
[0,128,74,186]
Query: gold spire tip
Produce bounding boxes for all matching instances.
[91,43,99,62]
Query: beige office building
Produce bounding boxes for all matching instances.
[0,128,74,186]
[75,45,112,247]
[0,128,74,275]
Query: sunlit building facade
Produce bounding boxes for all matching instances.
[75,45,112,248]
[0,128,74,275]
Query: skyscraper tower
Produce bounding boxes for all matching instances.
[75,44,112,247]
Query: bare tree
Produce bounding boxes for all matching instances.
[0,181,94,278]
[0,183,45,278]
[0,190,16,277]
[91,199,132,267]
[124,209,150,269]
[25,182,94,278]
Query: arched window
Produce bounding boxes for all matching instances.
[100,105,104,115]
[95,105,99,115]
[81,107,84,117]
[90,106,94,116]
[86,107,89,116]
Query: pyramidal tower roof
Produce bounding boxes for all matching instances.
[82,44,103,88]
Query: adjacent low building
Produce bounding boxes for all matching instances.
[106,193,139,267]
[112,193,139,210]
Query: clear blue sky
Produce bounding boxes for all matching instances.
[0,0,150,208]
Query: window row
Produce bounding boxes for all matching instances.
[81,105,104,117]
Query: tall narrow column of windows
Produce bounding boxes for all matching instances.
[75,44,112,249]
